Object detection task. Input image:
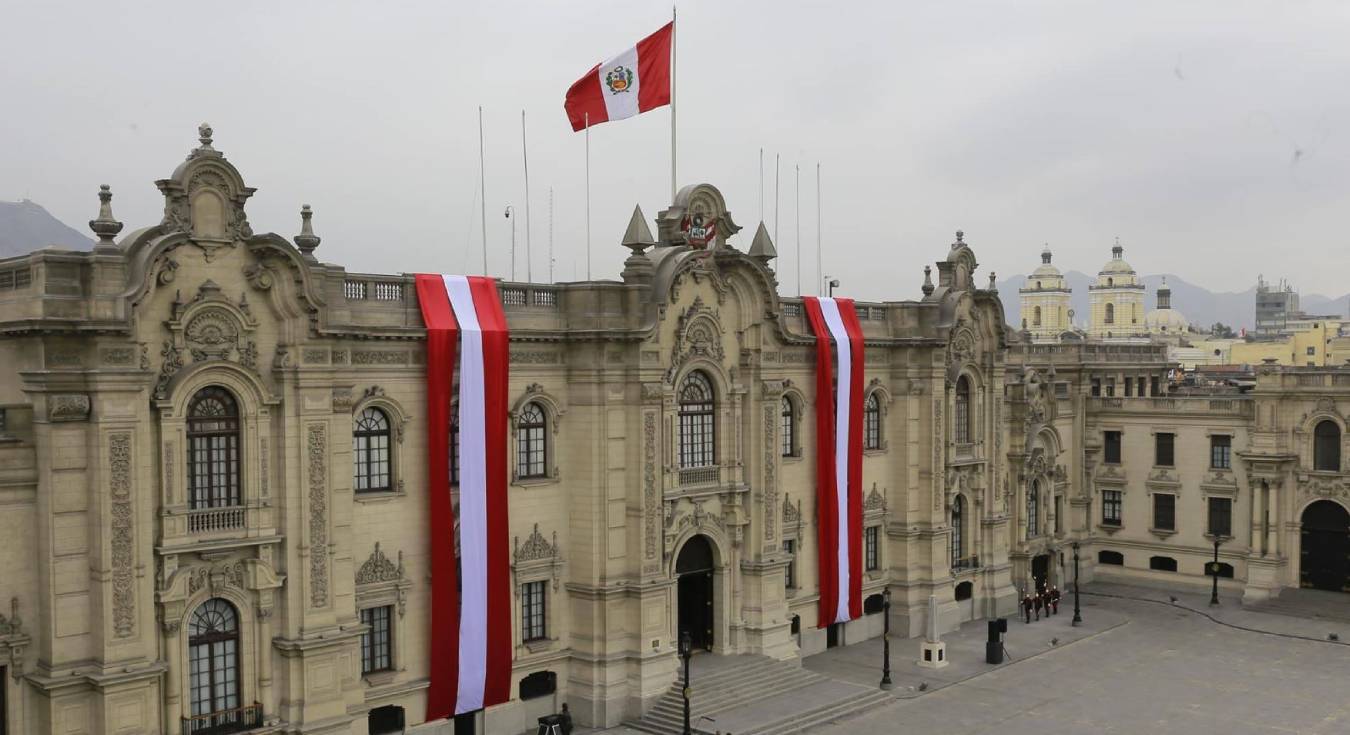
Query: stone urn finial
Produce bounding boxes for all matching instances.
[294,204,321,260]
[198,122,214,149]
[922,265,934,297]
[89,184,124,251]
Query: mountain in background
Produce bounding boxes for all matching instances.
[995,272,1350,333]
[0,200,93,256]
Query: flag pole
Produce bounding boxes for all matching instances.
[795,163,801,296]
[522,109,533,282]
[548,186,554,283]
[759,148,764,222]
[479,106,488,275]
[585,112,592,280]
[773,153,780,246]
[816,162,822,296]
[670,5,677,201]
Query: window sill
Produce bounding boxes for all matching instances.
[354,489,405,504]
[1148,527,1177,540]
[1097,522,1123,535]
[782,453,803,463]
[523,638,555,655]
[363,670,398,687]
[513,474,559,489]
[862,447,886,457]
[786,587,798,599]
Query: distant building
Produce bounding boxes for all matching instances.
[1087,241,1147,339]
[1255,276,1298,337]
[1018,247,1072,341]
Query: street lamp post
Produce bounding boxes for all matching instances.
[1209,537,1223,606]
[826,277,840,297]
[1071,541,1082,626]
[680,631,692,735]
[879,587,893,690]
[504,206,516,281]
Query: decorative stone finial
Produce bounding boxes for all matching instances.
[293,204,321,259]
[921,265,934,297]
[198,122,214,149]
[620,204,654,284]
[988,271,998,292]
[89,185,124,250]
[747,221,776,263]
[1041,245,1052,264]
[951,230,964,249]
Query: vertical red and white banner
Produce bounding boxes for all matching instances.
[417,274,512,720]
[802,296,865,628]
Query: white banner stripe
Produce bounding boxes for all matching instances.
[819,297,853,623]
[597,45,641,122]
[444,275,487,713]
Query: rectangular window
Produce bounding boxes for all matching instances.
[360,605,393,674]
[782,539,796,589]
[1091,378,1101,397]
[1054,494,1063,534]
[1102,490,1122,526]
[1104,431,1122,464]
[1124,379,1133,397]
[1153,493,1175,531]
[1150,376,1160,396]
[1105,379,1116,397]
[1208,497,1233,537]
[1210,435,1231,469]
[522,580,547,641]
[1137,377,1146,397]
[1307,346,1316,356]
[1155,432,1175,467]
[864,526,880,571]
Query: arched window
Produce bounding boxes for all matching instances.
[353,407,392,493]
[863,392,882,450]
[1026,480,1040,537]
[955,581,973,601]
[678,371,715,469]
[954,377,971,444]
[1314,420,1341,471]
[1098,550,1124,565]
[517,402,548,479]
[1104,302,1115,324]
[780,396,796,457]
[1033,306,1042,326]
[188,387,241,509]
[950,495,965,568]
[189,598,241,726]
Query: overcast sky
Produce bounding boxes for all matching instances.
[3,1,1348,299]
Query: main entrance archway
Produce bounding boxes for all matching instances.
[676,534,715,651]
[1300,500,1350,592]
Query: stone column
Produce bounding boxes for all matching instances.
[163,623,182,730]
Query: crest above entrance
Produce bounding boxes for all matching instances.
[657,183,742,250]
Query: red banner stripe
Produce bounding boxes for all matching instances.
[636,22,673,113]
[415,274,460,722]
[468,276,513,708]
[564,64,608,132]
[802,297,839,629]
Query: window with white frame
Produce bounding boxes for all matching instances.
[781,396,796,457]
[522,580,547,641]
[678,371,716,468]
[865,526,880,571]
[863,392,882,450]
[354,407,393,493]
[360,605,393,674]
[1102,489,1122,526]
[516,401,548,479]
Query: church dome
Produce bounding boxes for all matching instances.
[1024,247,1067,292]
[1095,240,1142,288]
[1099,242,1136,275]
[1144,277,1188,333]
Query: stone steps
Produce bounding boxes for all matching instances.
[736,689,894,735]
[625,655,828,735]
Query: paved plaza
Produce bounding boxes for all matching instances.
[599,583,1350,735]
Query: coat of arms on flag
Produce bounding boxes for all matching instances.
[605,65,634,94]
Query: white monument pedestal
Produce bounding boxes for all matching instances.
[918,640,948,669]
[916,593,949,668]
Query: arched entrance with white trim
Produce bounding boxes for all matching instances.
[1300,500,1349,592]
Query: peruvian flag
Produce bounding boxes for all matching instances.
[416,274,512,719]
[802,297,865,628]
[564,22,673,131]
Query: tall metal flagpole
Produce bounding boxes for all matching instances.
[548,186,554,283]
[522,110,533,282]
[759,148,764,222]
[795,163,801,296]
[671,5,677,201]
[816,163,822,296]
[585,112,591,280]
[773,154,780,246]
[479,106,488,275]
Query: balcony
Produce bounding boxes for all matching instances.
[952,555,980,572]
[188,505,246,534]
[183,703,263,734]
[678,465,720,487]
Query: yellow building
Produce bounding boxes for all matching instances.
[1229,323,1335,367]
[1018,247,1072,341]
[1087,241,1146,339]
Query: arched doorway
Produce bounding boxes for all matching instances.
[676,535,715,651]
[1300,500,1350,592]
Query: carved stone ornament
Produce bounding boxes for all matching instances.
[514,524,559,563]
[307,424,329,608]
[0,597,28,681]
[110,434,135,638]
[356,542,405,585]
[48,394,91,422]
[665,296,726,382]
[865,485,886,513]
[332,386,354,412]
[643,411,659,560]
[156,124,256,261]
[186,561,247,596]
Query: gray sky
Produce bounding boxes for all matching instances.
[3,0,1348,299]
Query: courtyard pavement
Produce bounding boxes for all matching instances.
[592,582,1350,734]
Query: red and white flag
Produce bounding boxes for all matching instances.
[416,274,512,719]
[564,22,673,131]
[802,297,865,628]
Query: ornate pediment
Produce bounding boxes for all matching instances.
[666,296,726,381]
[356,542,405,586]
[156,280,260,397]
[514,524,559,564]
[155,124,256,261]
[865,485,886,514]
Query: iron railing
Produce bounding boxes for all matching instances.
[188,505,246,534]
[182,702,262,734]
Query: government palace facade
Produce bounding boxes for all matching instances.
[0,130,1346,734]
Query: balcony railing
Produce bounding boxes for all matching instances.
[188,505,246,534]
[183,703,263,734]
[678,465,720,487]
[952,555,980,572]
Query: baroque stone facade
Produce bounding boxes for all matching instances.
[0,130,1345,735]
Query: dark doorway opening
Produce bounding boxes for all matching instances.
[1032,554,1051,592]
[826,622,842,648]
[676,535,715,651]
[368,705,405,735]
[453,711,478,735]
[1301,500,1350,592]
